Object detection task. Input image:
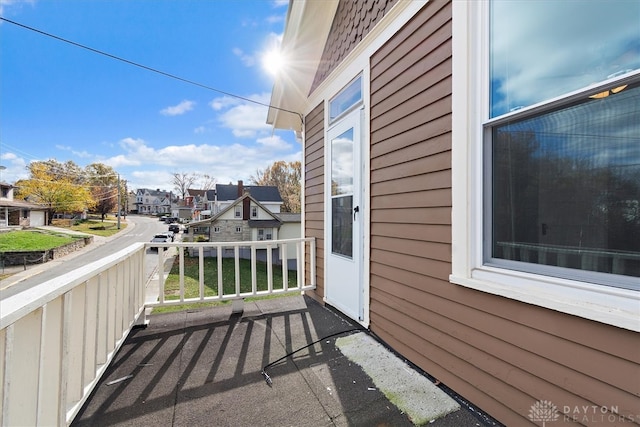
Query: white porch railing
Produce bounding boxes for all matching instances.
[147,238,317,309]
[0,237,315,426]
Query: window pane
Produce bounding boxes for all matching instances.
[332,196,353,258]
[491,81,640,280]
[490,0,640,118]
[329,75,362,121]
[331,128,354,196]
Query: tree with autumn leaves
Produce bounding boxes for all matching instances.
[251,161,301,213]
[14,160,123,224]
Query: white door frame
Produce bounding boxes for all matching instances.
[324,107,364,322]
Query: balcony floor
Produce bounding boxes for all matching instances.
[72,295,487,426]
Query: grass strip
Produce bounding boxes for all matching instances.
[152,256,299,314]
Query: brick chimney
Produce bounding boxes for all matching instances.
[237,180,243,197]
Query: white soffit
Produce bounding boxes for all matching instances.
[267,0,339,131]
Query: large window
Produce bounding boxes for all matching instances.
[486,0,640,288]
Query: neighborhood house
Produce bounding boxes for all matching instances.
[134,188,172,215]
[185,184,301,268]
[0,182,46,228]
[267,0,639,425]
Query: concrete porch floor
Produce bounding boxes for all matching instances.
[72,295,496,426]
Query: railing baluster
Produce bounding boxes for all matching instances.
[1,323,15,426]
[282,242,288,291]
[297,241,302,289]
[267,244,273,293]
[157,247,165,305]
[234,245,240,296]
[251,245,257,295]
[96,272,107,365]
[199,246,204,300]
[39,300,63,424]
[179,247,185,302]
[311,239,316,288]
[217,246,223,298]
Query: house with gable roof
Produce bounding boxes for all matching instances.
[185,191,301,267]
[135,188,172,215]
[208,181,283,215]
[188,181,284,221]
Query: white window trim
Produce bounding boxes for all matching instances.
[450,0,640,332]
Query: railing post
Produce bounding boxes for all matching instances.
[281,242,288,291]
[157,247,165,305]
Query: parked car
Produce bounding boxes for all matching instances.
[149,233,171,250]
[168,224,180,234]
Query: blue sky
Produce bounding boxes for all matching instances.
[0,0,298,192]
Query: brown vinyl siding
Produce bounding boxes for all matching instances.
[368,0,639,425]
[304,102,325,298]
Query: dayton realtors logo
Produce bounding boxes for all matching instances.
[528,400,636,424]
[528,400,559,426]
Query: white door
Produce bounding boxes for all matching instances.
[325,108,363,321]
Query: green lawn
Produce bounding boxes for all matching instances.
[68,219,126,237]
[0,230,78,251]
[152,256,299,314]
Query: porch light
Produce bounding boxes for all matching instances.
[589,85,628,99]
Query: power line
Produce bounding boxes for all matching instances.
[0,16,303,124]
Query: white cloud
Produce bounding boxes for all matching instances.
[55,144,91,158]
[0,152,28,183]
[193,126,206,134]
[220,104,272,138]
[257,135,291,151]
[0,0,35,17]
[265,15,283,24]
[160,100,195,116]
[209,96,240,111]
[104,154,141,168]
[232,47,255,67]
[107,135,301,192]
[210,92,272,138]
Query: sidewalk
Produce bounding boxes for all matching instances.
[72,294,495,426]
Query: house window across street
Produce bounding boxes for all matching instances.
[214,226,221,233]
[235,206,242,218]
[251,206,258,218]
[236,226,242,233]
[258,228,273,241]
[486,0,640,288]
